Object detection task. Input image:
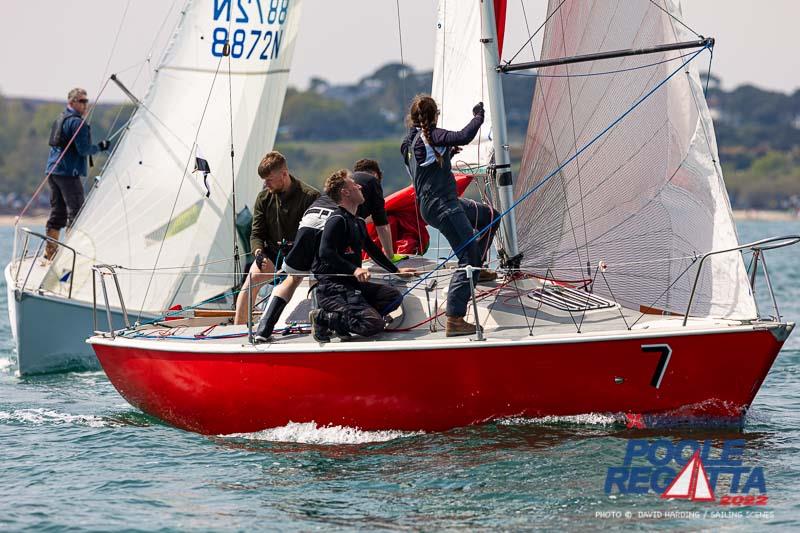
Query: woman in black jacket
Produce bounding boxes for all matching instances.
[401,94,499,337]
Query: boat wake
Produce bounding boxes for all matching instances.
[499,413,625,426]
[0,408,108,428]
[0,357,15,373]
[222,421,423,445]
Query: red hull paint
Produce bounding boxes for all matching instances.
[93,329,784,435]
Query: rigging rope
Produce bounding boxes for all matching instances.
[15,80,111,222]
[557,9,593,285]
[506,0,567,65]
[226,18,242,293]
[649,0,702,39]
[395,0,425,255]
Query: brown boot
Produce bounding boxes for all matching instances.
[446,315,478,337]
[43,228,60,261]
[477,268,498,283]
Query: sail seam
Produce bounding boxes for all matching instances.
[157,66,290,76]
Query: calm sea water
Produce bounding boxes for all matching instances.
[1,221,798,530]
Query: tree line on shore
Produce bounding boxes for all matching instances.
[1,64,798,210]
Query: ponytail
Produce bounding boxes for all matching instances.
[407,94,444,167]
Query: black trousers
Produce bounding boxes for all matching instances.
[316,280,401,337]
[47,174,85,231]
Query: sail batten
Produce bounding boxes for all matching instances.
[514,0,756,319]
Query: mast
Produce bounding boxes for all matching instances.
[479,0,520,266]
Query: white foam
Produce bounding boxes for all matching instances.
[0,408,108,428]
[499,413,624,426]
[0,357,15,372]
[224,421,423,444]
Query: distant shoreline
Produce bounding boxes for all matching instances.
[1,210,797,228]
[731,209,799,222]
[0,215,47,227]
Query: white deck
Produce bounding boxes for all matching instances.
[89,257,759,354]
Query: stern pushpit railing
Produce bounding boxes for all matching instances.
[684,235,800,326]
[14,227,77,299]
[91,264,131,338]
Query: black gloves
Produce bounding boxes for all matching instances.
[98,139,111,151]
[255,249,266,270]
[472,102,485,117]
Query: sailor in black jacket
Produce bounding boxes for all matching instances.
[309,170,415,342]
[253,161,397,342]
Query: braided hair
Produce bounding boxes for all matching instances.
[407,94,443,166]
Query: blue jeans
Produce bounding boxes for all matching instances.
[421,198,482,317]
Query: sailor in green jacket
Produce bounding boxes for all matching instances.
[234,151,320,325]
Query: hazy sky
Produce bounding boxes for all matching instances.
[1,0,798,103]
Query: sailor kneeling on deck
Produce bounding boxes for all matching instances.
[254,159,396,342]
[309,169,416,342]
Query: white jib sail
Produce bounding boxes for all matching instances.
[431,0,495,170]
[514,0,756,319]
[46,0,304,313]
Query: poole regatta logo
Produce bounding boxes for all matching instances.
[605,439,768,505]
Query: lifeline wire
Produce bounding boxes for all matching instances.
[382,45,710,314]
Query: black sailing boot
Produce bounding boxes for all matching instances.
[254,296,288,343]
[327,311,352,341]
[309,309,332,343]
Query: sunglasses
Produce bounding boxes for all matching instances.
[77,98,89,104]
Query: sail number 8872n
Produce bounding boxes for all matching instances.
[211,0,290,60]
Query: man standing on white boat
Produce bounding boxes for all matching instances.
[254,158,399,342]
[234,151,320,325]
[43,88,111,260]
[309,169,416,343]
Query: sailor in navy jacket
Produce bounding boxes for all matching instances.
[42,88,109,259]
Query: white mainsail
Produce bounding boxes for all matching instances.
[45,0,304,313]
[514,0,756,319]
[432,0,502,170]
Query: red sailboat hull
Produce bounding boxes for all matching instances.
[92,326,788,435]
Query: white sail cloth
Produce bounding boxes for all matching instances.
[431,0,497,170]
[514,0,756,319]
[46,0,304,313]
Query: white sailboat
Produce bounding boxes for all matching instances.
[86,0,797,435]
[5,0,304,374]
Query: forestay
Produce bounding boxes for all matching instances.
[44,0,304,313]
[431,0,507,171]
[514,0,756,319]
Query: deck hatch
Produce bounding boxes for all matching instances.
[527,285,616,312]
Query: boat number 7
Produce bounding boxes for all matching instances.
[641,344,672,389]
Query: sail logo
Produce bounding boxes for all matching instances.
[660,451,715,501]
[210,0,291,60]
[604,439,768,505]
